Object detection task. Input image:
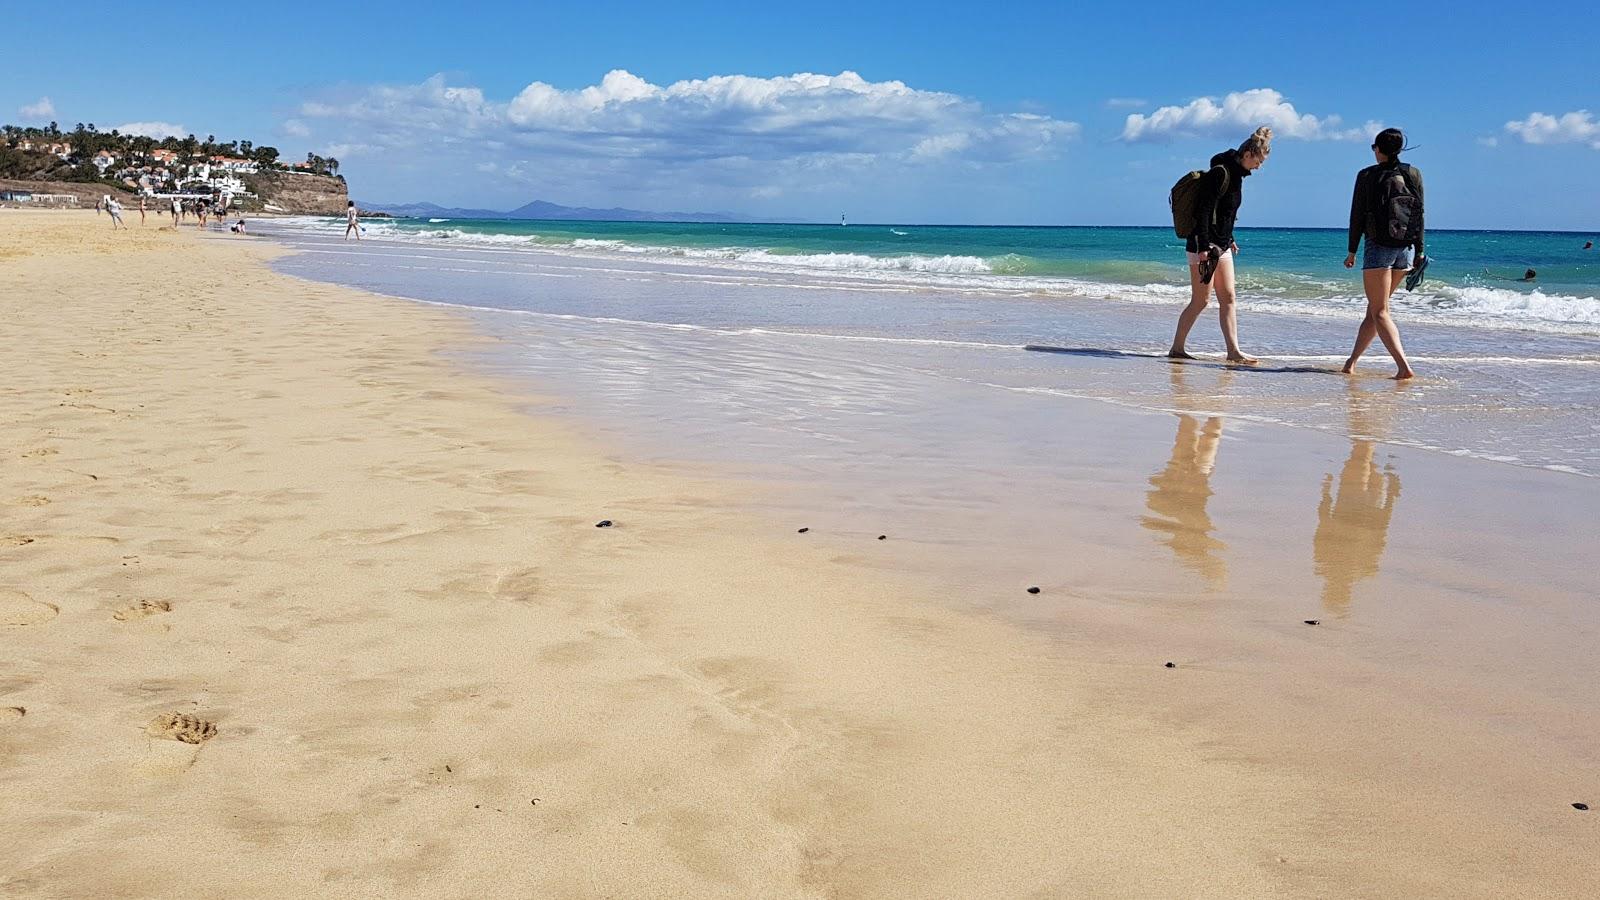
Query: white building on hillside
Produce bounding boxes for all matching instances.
[209,155,259,174]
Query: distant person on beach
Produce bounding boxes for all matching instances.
[138,195,146,225]
[170,196,181,227]
[106,198,124,229]
[345,201,361,240]
[1342,128,1421,380]
[229,218,247,235]
[1167,126,1273,365]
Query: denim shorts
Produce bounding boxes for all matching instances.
[1363,243,1414,270]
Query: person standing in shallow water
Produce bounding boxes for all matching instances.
[1168,126,1272,365]
[1343,128,1421,379]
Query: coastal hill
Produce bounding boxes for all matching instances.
[2,123,347,214]
[366,199,743,223]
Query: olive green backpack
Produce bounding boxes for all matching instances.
[1169,165,1228,239]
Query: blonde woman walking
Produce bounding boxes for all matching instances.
[1168,126,1273,364]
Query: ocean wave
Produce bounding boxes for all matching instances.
[726,249,994,274]
[1425,285,1600,328]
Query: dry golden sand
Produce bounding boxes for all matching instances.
[0,211,1591,897]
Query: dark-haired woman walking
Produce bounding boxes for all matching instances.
[1343,128,1420,379]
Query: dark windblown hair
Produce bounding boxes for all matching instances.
[1374,128,1406,157]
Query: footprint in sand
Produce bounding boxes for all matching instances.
[493,567,543,604]
[113,599,172,622]
[1,590,59,626]
[20,448,58,459]
[146,712,217,744]
[1,706,24,722]
[2,536,36,547]
[9,496,49,507]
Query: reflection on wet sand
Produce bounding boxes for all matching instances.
[1142,367,1233,589]
[1313,383,1404,614]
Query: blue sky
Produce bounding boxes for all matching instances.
[5,1,1596,228]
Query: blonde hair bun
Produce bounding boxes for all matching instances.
[1239,126,1274,157]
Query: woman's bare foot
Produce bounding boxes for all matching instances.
[1341,359,1357,374]
[1167,350,1198,361]
[1394,368,1415,380]
[1226,354,1259,365]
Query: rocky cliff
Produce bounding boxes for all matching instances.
[244,171,348,215]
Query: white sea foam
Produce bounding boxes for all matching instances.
[1426,284,1600,328]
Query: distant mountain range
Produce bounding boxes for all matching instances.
[363,198,745,223]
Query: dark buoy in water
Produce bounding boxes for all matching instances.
[1576,802,1591,811]
[797,527,809,533]
[1026,586,1041,595]
[595,520,613,528]
[1304,619,1320,626]
[1164,662,1176,669]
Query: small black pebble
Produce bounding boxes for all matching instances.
[797,527,809,533]
[1027,586,1041,594]
[1164,662,1176,668]
[474,804,480,809]
[445,765,451,773]
[1303,619,1320,626]
[1575,803,1590,811]
[595,520,612,528]
[877,535,887,540]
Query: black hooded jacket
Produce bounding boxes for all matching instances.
[1185,149,1252,252]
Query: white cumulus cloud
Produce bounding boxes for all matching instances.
[300,69,1075,172]
[1504,110,1600,149]
[115,121,187,139]
[1120,89,1373,142]
[19,96,55,119]
[281,118,311,138]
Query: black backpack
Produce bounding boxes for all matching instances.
[1372,164,1422,247]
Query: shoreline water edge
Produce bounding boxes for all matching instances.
[3,210,1597,896]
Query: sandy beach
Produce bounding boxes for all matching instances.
[2,210,1595,898]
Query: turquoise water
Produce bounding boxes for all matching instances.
[351,217,1600,334]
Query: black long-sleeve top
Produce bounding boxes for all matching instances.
[1348,161,1425,255]
[1185,149,1252,252]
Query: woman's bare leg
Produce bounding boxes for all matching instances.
[1345,268,1414,378]
[1210,255,1256,364]
[1168,259,1212,359]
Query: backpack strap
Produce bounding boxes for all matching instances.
[1207,164,1229,229]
